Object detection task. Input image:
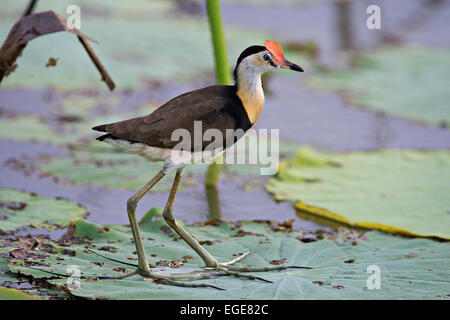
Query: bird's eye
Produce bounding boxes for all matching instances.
[263,53,271,62]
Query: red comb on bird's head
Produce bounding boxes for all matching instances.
[264,40,286,64]
[264,40,304,72]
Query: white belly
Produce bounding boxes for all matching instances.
[102,137,225,172]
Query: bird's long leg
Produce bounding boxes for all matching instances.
[162,168,311,279]
[74,168,230,289]
[126,170,165,273]
[162,167,219,268]
[162,168,252,268]
[123,169,227,289]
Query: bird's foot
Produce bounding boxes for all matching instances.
[203,252,312,283]
[113,266,226,290]
[88,249,310,289]
[87,249,225,289]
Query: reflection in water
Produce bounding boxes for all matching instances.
[77,187,107,214]
[368,111,395,149]
[380,0,445,45]
[335,0,353,51]
[42,89,54,103]
[206,185,222,220]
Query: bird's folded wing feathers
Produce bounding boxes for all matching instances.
[98,85,248,150]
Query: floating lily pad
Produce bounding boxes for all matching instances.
[0,287,40,300]
[0,189,87,232]
[1,246,30,288]
[37,153,206,191]
[309,47,450,126]
[0,98,157,146]
[0,248,14,285]
[58,94,118,118]
[267,147,450,239]
[0,246,71,300]
[0,118,74,145]
[7,209,450,299]
[0,115,102,146]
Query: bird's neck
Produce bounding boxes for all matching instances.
[234,63,265,124]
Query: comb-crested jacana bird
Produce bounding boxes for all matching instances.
[93,40,305,288]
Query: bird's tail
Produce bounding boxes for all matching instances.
[95,133,113,141]
[92,124,107,132]
[92,124,110,141]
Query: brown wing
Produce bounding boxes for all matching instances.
[94,85,251,150]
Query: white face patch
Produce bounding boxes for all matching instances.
[240,51,275,75]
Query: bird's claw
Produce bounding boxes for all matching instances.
[200,251,311,284]
[88,250,311,289]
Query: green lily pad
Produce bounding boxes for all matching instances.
[0,287,40,300]
[0,247,14,285]
[267,147,450,239]
[0,115,103,146]
[0,95,158,146]
[0,189,87,232]
[58,94,119,118]
[37,154,206,191]
[0,246,71,299]
[0,118,74,145]
[309,46,450,126]
[7,209,450,299]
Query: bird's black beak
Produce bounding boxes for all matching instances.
[288,62,304,72]
[281,60,304,72]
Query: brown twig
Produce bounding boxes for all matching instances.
[77,35,115,91]
[22,0,38,17]
[0,10,115,91]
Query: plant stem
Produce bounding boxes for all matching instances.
[205,0,231,187]
[206,0,232,85]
